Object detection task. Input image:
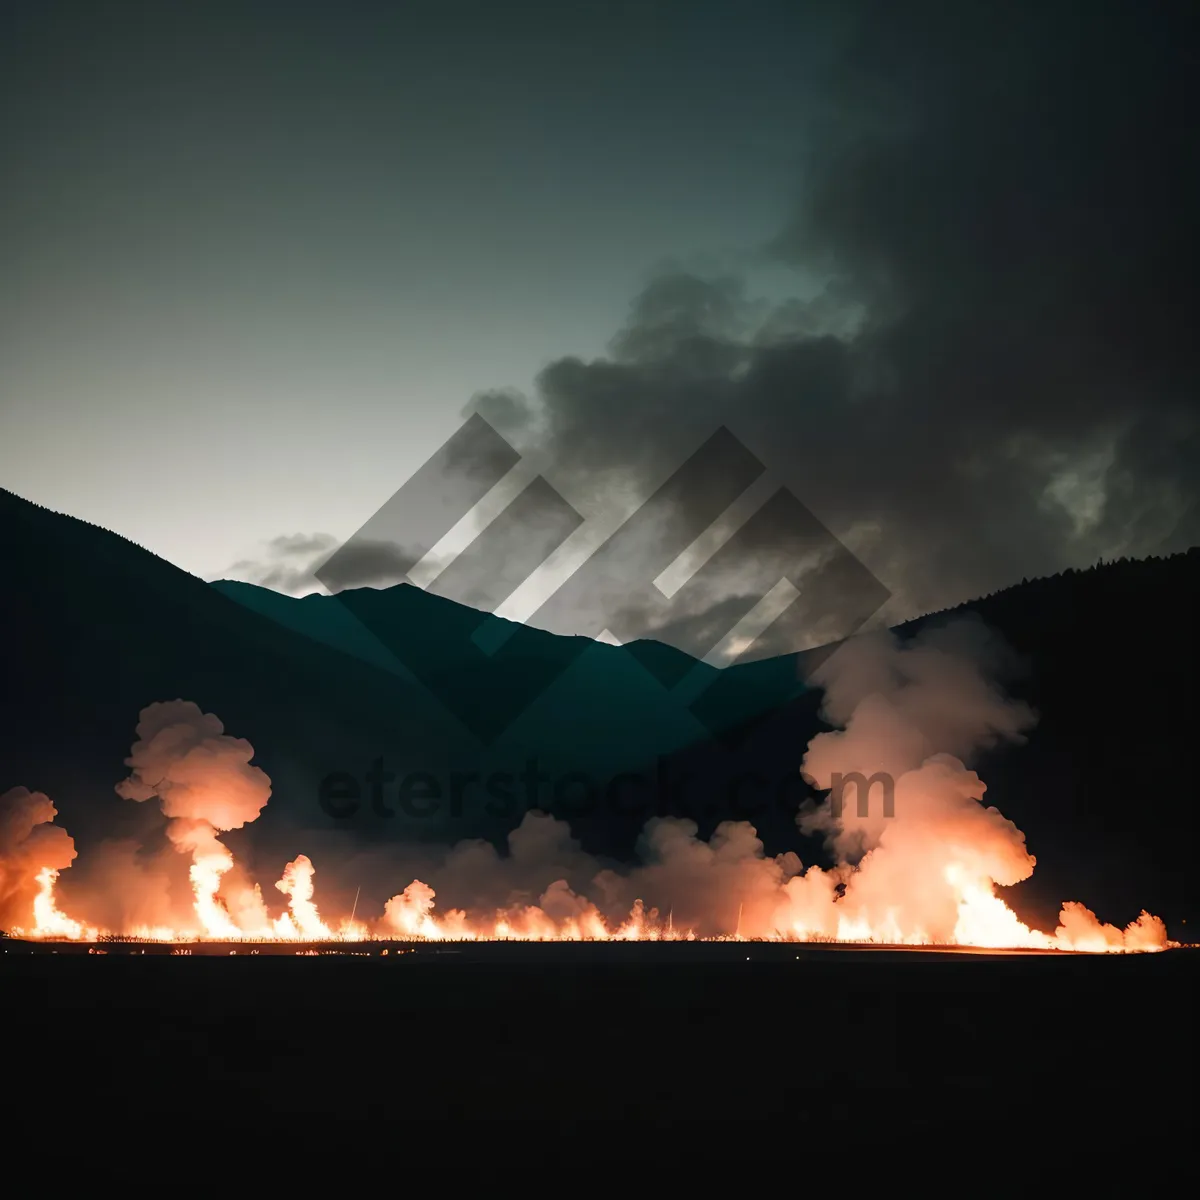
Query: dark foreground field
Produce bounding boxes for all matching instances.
[6,943,1196,1129]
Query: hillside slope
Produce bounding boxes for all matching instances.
[2,485,1196,935]
[0,487,790,857]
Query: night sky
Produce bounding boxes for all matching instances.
[3,1,1197,646]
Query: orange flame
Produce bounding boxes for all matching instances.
[10,847,1174,951]
[24,868,98,941]
[272,855,331,940]
[6,785,1176,953]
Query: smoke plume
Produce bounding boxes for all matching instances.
[0,786,78,933]
[11,658,1171,951]
[115,700,272,936]
[273,855,331,939]
[374,617,1168,950]
[411,0,1198,658]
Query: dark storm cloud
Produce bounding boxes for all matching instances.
[314,539,426,592]
[467,0,1199,641]
[220,533,336,593]
[223,532,439,594]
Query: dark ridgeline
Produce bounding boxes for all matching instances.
[0,484,1195,937]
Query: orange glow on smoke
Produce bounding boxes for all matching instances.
[10,850,1172,952]
[272,855,331,940]
[1,672,1179,954]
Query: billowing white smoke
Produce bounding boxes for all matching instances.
[116,700,273,936]
[375,617,1168,950]
[12,638,1166,950]
[790,618,1041,942]
[380,815,611,939]
[787,619,1167,948]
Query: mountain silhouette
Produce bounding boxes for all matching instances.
[1,484,1196,937]
[0,485,798,857]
